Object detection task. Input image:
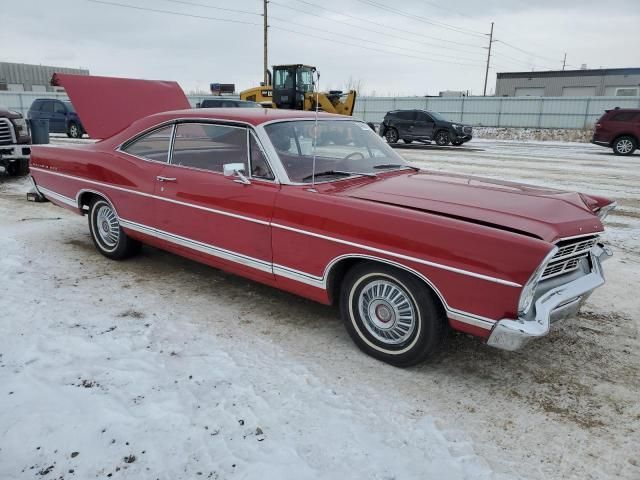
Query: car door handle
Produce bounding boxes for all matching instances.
[156,176,177,182]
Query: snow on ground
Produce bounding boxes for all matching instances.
[0,138,639,480]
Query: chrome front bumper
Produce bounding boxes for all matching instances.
[487,244,612,351]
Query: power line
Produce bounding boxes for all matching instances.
[268,3,485,63]
[355,0,487,37]
[159,0,259,17]
[268,17,483,64]
[493,39,564,65]
[86,0,487,68]
[287,0,483,49]
[87,0,261,25]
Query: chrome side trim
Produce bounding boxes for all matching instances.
[119,219,273,275]
[30,167,271,226]
[271,222,521,288]
[37,186,77,208]
[31,167,520,289]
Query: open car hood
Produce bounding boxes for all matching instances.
[51,73,191,139]
[339,170,606,242]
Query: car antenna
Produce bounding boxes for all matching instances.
[309,68,320,193]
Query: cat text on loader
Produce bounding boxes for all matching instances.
[239,64,357,116]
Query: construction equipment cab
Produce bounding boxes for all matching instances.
[240,64,357,116]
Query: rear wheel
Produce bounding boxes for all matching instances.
[385,127,399,144]
[340,263,446,367]
[612,136,636,156]
[88,198,140,260]
[435,130,450,146]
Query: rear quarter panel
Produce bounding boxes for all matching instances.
[29,143,162,227]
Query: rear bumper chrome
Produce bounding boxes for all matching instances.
[487,244,612,351]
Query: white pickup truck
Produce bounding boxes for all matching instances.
[0,105,31,176]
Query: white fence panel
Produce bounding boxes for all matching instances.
[3,91,639,129]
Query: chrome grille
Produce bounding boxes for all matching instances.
[0,119,14,145]
[541,235,598,280]
[463,126,472,134]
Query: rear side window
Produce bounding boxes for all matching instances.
[610,111,638,122]
[122,125,173,162]
[416,112,433,122]
[53,102,66,114]
[172,123,248,173]
[396,111,416,121]
[41,102,54,113]
[30,101,42,112]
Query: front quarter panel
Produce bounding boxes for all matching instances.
[271,182,553,332]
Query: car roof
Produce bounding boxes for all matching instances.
[140,108,345,127]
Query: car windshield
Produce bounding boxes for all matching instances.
[63,101,75,113]
[264,120,410,183]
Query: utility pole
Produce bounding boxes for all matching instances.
[263,0,269,85]
[483,22,494,97]
[562,52,567,70]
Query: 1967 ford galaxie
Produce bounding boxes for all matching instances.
[29,74,615,366]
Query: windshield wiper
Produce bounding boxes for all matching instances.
[302,170,377,181]
[373,163,420,171]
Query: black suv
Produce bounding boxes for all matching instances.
[379,109,472,146]
[196,98,262,108]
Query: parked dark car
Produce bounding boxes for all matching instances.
[592,108,640,156]
[196,98,262,108]
[28,98,85,138]
[380,109,472,146]
[0,105,31,176]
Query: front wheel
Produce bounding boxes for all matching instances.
[340,263,446,367]
[88,198,140,260]
[612,136,636,156]
[385,127,399,144]
[435,130,450,146]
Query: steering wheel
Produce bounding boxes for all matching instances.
[343,151,365,161]
[336,151,366,170]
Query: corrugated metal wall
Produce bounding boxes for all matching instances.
[353,96,640,128]
[2,92,639,129]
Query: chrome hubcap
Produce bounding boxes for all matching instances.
[96,204,120,247]
[617,139,633,153]
[358,279,416,344]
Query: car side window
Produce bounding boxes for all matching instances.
[416,112,433,123]
[396,111,416,121]
[53,102,66,114]
[249,132,275,180]
[41,102,54,113]
[172,123,248,173]
[611,111,637,122]
[122,125,174,162]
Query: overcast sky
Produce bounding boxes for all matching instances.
[3,0,640,96]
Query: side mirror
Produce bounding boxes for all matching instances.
[223,163,251,185]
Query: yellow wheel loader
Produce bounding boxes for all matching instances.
[239,64,357,116]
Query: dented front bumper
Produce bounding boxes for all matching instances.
[487,244,612,351]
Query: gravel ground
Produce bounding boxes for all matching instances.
[0,138,638,479]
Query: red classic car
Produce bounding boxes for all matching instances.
[28,75,615,366]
